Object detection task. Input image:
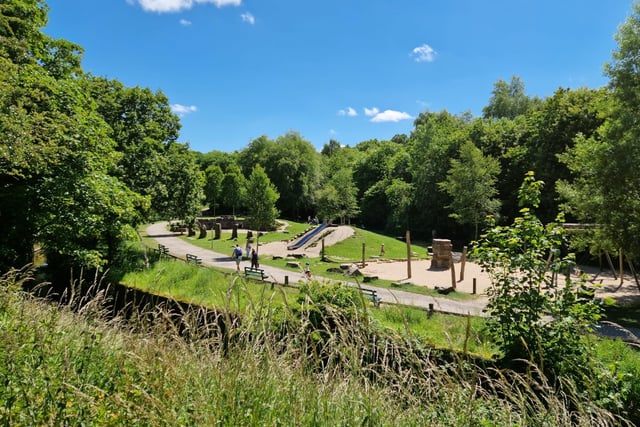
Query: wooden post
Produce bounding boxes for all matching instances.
[321,238,325,260]
[619,248,624,285]
[406,230,412,279]
[472,278,477,294]
[450,255,456,290]
[284,276,289,286]
[460,246,467,281]
[362,243,366,268]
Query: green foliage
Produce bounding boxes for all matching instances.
[438,140,501,239]
[204,163,223,215]
[408,111,470,237]
[315,168,360,224]
[472,172,604,381]
[245,164,279,230]
[557,2,640,259]
[482,75,540,119]
[238,132,321,218]
[1,267,634,425]
[221,163,246,216]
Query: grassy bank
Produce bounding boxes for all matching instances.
[2,267,636,425]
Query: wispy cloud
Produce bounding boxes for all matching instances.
[172,104,198,116]
[369,109,413,123]
[241,12,255,25]
[364,107,379,117]
[411,43,437,62]
[179,18,192,25]
[131,0,241,13]
[338,107,358,117]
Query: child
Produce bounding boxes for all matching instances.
[304,262,311,278]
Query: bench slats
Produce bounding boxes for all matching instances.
[244,267,268,280]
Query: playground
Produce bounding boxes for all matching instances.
[254,223,640,304]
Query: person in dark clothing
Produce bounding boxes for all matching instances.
[250,248,259,269]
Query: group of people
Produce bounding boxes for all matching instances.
[231,243,312,278]
[232,244,259,271]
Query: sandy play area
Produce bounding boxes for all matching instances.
[258,224,640,304]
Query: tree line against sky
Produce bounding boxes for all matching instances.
[2,0,640,282]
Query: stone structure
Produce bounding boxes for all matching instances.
[430,238,452,269]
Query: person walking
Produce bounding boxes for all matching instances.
[232,244,243,271]
[250,248,259,269]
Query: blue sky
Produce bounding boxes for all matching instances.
[45,0,633,153]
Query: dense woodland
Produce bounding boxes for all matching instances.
[2,0,640,283]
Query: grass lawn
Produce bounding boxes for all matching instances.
[121,259,495,356]
[121,260,299,311]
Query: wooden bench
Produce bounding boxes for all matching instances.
[186,253,202,266]
[244,266,268,281]
[156,244,169,257]
[361,287,381,307]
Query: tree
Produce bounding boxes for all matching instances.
[558,2,640,259]
[221,164,246,216]
[438,141,501,239]
[0,2,144,273]
[321,168,359,224]
[408,110,469,238]
[472,172,602,381]
[204,164,224,216]
[156,142,204,222]
[384,178,414,233]
[245,165,279,231]
[482,76,539,120]
[238,132,321,219]
[84,77,185,220]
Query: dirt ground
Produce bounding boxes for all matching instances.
[258,225,640,304]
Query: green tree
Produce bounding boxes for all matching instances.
[408,110,468,238]
[156,142,204,222]
[472,172,602,381]
[204,164,224,216]
[482,75,540,120]
[438,141,501,239]
[221,164,246,216]
[384,178,414,233]
[245,165,279,231]
[0,1,144,272]
[238,132,321,218]
[558,2,640,259]
[320,168,359,224]
[84,77,187,220]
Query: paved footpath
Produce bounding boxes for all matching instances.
[145,222,488,317]
[145,222,640,342]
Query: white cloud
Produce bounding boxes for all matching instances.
[133,0,241,13]
[338,107,357,117]
[179,18,192,25]
[171,104,198,116]
[369,109,413,123]
[364,107,379,117]
[411,44,437,62]
[241,12,255,25]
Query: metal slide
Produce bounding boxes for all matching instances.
[286,223,328,250]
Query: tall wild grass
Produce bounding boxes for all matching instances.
[0,267,633,426]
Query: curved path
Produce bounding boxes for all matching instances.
[145,222,640,342]
[145,222,488,316]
